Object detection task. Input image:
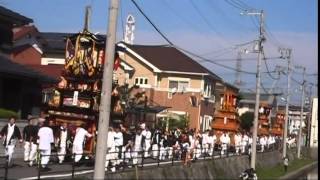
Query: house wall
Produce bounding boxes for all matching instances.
[11,46,42,65]
[119,53,155,87]
[117,51,218,130]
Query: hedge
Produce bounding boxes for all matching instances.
[0,108,18,119]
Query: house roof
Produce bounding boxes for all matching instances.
[13,25,39,41]
[40,32,75,54]
[239,92,272,104]
[0,6,33,26]
[27,64,63,80]
[0,54,55,82]
[40,32,106,55]
[119,42,221,80]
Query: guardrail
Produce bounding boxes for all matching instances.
[2,141,288,179]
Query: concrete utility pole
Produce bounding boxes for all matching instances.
[306,84,313,147]
[241,10,265,169]
[93,0,119,179]
[280,47,292,158]
[296,66,306,158]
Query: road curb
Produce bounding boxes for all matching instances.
[278,161,318,180]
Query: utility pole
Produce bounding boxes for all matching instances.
[296,66,306,158]
[279,47,292,158]
[93,0,119,179]
[306,84,313,147]
[241,10,265,169]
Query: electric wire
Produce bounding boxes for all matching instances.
[130,0,174,45]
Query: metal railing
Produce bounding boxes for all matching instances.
[0,155,9,180]
[1,141,289,179]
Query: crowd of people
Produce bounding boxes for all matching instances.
[0,116,296,172]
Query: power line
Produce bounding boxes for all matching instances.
[231,0,254,10]
[262,49,280,80]
[224,0,246,11]
[188,0,230,45]
[130,0,174,45]
[130,0,284,76]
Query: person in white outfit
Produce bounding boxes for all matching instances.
[132,129,144,165]
[241,133,249,154]
[105,127,116,172]
[151,129,161,158]
[234,132,242,155]
[248,134,253,155]
[23,118,34,162]
[25,118,39,167]
[114,127,123,167]
[142,127,152,158]
[56,123,71,164]
[38,120,54,169]
[201,130,210,156]
[0,117,23,166]
[72,124,93,163]
[208,131,216,156]
[220,132,230,156]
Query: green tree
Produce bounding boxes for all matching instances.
[240,111,254,131]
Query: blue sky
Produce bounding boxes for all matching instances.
[2,0,318,104]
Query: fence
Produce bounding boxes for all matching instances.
[2,141,287,179]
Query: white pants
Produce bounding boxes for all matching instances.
[124,148,131,164]
[261,144,265,152]
[241,143,247,154]
[24,142,31,161]
[221,144,227,155]
[167,147,173,159]
[40,149,51,168]
[58,146,66,163]
[152,144,159,158]
[208,144,214,156]
[159,147,166,160]
[132,147,142,165]
[72,144,83,162]
[194,145,201,159]
[203,144,210,155]
[105,147,116,167]
[5,145,15,164]
[144,140,151,157]
[29,143,38,163]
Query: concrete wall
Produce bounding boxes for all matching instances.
[103,148,317,180]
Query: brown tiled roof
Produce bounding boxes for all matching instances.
[13,25,39,41]
[27,64,63,80]
[0,6,33,25]
[123,43,221,80]
[0,54,55,83]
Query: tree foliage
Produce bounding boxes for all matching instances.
[240,111,254,131]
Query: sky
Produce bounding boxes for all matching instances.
[1,0,318,105]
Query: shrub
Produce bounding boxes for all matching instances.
[0,108,18,119]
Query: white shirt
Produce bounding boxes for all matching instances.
[73,127,92,146]
[60,130,68,147]
[6,124,15,146]
[38,127,54,150]
[107,131,115,148]
[202,133,209,145]
[114,131,123,146]
[134,134,143,151]
[145,130,152,140]
[234,134,241,146]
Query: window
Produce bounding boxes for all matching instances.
[135,77,148,85]
[169,80,189,92]
[203,82,212,98]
